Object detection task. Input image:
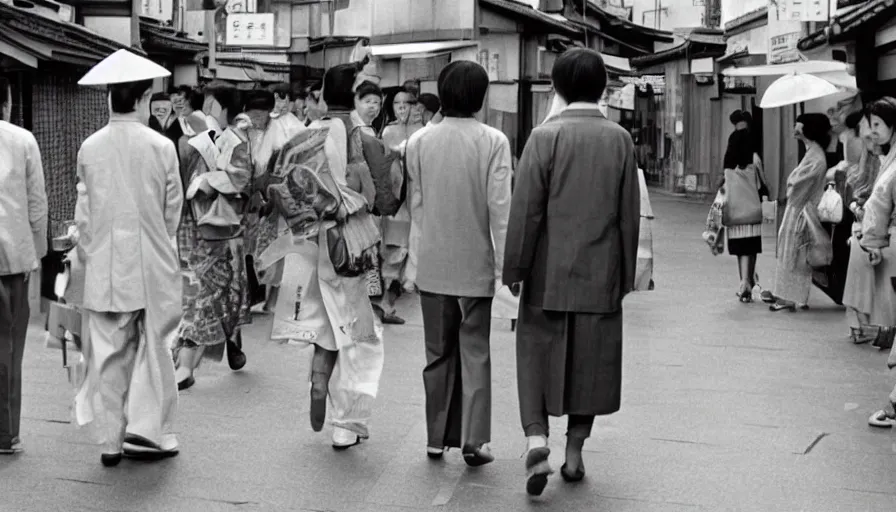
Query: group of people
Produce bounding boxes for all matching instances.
[1,47,642,498]
[709,100,896,429]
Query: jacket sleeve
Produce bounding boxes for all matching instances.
[25,133,48,260]
[860,174,895,249]
[619,141,641,296]
[502,128,549,286]
[487,135,513,281]
[163,141,184,238]
[404,136,423,286]
[74,150,90,248]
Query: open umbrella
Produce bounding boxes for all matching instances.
[759,72,843,109]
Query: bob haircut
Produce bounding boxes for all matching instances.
[270,82,293,100]
[438,61,489,117]
[244,89,275,112]
[323,62,362,109]
[355,80,382,100]
[204,80,242,125]
[845,110,864,134]
[418,93,441,115]
[110,80,155,114]
[723,129,755,169]
[867,97,896,129]
[796,113,832,148]
[551,48,607,104]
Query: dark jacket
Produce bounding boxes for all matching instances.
[502,108,640,314]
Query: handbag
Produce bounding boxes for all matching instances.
[804,207,833,268]
[721,168,763,226]
[817,182,844,224]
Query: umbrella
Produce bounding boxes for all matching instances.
[759,72,843,109]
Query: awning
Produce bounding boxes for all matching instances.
[601,53,631,74]
[722,60,851,77]
[371,41,477,58]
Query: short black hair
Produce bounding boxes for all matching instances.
[724,129,755,169]
[845,110,864,133]
[729,110,743,125]
[418,93,440,115]
[110,80,155,114]
[796,113,832,147]
[244,89,275,112]
[270,82,293,101]
[204,80,242,124]
[355,80,382,100]
[438,61,489,117]
[150,92,170,103]
[551,48,607,104]
[189,87,205,111]
[868,97,896,131]
[323,62,362,109]
[170,85,203,110]
[0,76,10,112]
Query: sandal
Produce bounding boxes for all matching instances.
[869,408,896,428]
[760,290,776,304]
[873,327,895,350]
[850,327,877,345]
[739,290,753,303]
[381,312,406,325]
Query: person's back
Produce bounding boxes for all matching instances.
[78,120,180,312]
[0,120,47,276]
[407,118,511,297]
[514,110,637,312]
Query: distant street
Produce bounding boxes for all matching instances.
[2,193,895,512]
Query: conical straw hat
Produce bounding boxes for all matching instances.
[78,49,170,86]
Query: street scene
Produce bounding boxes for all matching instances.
[4,0,896,511]
[2,195,895,512]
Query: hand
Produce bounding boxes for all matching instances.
[869,248,883,266]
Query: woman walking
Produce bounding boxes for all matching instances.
[173,82,253,389]
[722,129,767,302]
[856,98,896,426]
[503,49,640,496]
[769,114,832,312]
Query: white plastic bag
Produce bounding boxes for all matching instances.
[817,183,843,224]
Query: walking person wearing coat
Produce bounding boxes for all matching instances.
[503,49,640,496]
[71,51,183,466]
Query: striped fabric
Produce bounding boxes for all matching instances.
[727,223,763,239]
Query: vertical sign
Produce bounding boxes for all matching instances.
[767,1,803,64]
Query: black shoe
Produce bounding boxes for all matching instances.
[560,463,585,482]
[226,340,247,371]
[101,453,123,467]
[177,376,195,391]
[462,444,494,467]
[524,447,552,496]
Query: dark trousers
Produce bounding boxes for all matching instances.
[0,273,29,447]
[420,292,492,451]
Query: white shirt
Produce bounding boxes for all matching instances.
[0,120,47,275]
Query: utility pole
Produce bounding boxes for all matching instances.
[202,0,218,72]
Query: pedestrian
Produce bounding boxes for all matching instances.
[260,60,384,449]
[269,82,306,135]
[404,60,512,466]
[170,85,206,138]
[769,114,832,312]
[377,86,422,325]
[173,80,252,390]
[71,49,183,465]
[417,93,442,126]
[842,112,883,344]
[858,98,896,427]
[0,76,48,455]
[502,48,640,496]
[149,91,184,148]
[722,128,767,303]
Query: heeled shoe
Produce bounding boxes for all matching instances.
[524,446,553,496]
[560,463,586,482]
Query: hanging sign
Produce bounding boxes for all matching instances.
[225,12,274,46]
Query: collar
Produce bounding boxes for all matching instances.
[566,102,603,110]
[110,112,144,124]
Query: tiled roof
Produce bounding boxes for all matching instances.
[630,30,726,69]
[799,0,896,51]
[140,19,206,55]
[584,0,674,43]
[479,0,582,37]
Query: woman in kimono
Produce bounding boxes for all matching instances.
[377,87,422,324]
[842,112,883,344]
[769,114,832,312]
[857,98,896,427]
[257,61,384,449]
[173,81,253,390]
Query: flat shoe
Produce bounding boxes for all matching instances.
[560,463,585,482]
[382,313,406,325]
[462,445,495,467]
[525,446,553,496]
[868,410,896,428]
[226,340,247,371]
[332,428,361,450]
[177,376,195,391]
[101,453,123,467]
[426,447,445,459]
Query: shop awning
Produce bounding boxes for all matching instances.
[722,60,851,77]
[371,40,478,58]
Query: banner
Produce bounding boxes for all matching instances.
[767,1,804,65]
[769,0,829,23]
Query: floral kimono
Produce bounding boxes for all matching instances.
[176,122,253,358]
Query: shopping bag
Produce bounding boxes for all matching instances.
[817,182,844,224]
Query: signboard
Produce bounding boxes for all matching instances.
[225,0,255,13]
[769,0,829,23]
[141,0,173,21]
[768,1,804,64]
[225,12,274,46]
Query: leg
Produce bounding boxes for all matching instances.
[562,414,595,481]
[747,255,758,289]
[174,340,204,389]
[0,274,28,451]
[420,292,463,451]
[310,345,338,432]
[86,311,141,463]
[457,296,494,466]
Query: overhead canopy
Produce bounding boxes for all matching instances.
[601,53,631,74]
[371,41,478,58]
[722,60,851,77]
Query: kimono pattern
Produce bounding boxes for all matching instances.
[773,142,829,304]
[176,125,253,353]
[378,122,419,286]
[258,120,384,438]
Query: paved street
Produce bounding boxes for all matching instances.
[2,194,895,512]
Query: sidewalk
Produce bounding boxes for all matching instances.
[1,195,894,511]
